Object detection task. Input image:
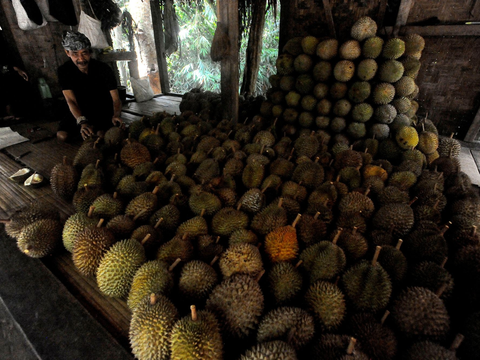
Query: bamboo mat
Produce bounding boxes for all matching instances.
[122,95,181,116]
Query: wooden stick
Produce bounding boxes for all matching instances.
[381,310,390,325]
[169,258,182,272]
[277,198,283,208]
[332,229,342,245]
[141,234,151,245]
[295,260,303,268]
[237,202,243,211]
[210,255,220,266]
[395,239,403,250]
[255,269,265,282]
[436,283,448,297]
[441,257,448,268]
[200,209,206,217]
[96,218,104,228]
[372,246,381,266]
[95,159,101,169]
[150,293,157,305]
[473,225,477,237]
[314,212,320,220]
[154,218,164,229]
[292,214,301,228]
[88,206,95,218]
[133,209,147,222]
[0,219,11,224]
[152,186,160,195]
[191,305,198,321]
[450,334,464,351]
[408,196,418,206]
[346,337,357,355]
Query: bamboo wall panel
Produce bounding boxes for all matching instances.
[408,0,479,24]
[415,36,480,138]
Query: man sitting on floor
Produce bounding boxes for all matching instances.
[57,31,123,141]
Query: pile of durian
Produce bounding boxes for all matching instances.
[4,16,480,360]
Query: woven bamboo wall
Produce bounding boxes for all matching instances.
[415,36,480,138]
[408,0,479,24]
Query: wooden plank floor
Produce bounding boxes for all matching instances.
[122,95,182,116]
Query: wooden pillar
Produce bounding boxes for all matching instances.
[150,0,170,93]
[464,106,480,142]
[220,0,239,124]
[240,0,267,96]
[394,0,415,36]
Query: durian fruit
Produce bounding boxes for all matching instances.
[170,306,223,360]
[125,186,159,223]
[73,139,103,169]
[297,212,327,246]
[377,240,408,285]
[459,312,480,359]
[317,38,338,60]
[178,260,218,303]
[395,76,416,97]
[267,261,303,305]
[336,227,368,262]
[341,247,392,312]
[106,214,136,239]
[357,58,378,81]
[4,201,59,239]
[72,219,116,277]
[197,235,224,263]
[133,161,156,180]
[305,281,346,331]
[194,158,220,183]
[62,206,97,253]
[251,198,288,235]
[382,38,405,59]
[16,219,62,258]
[211,206,249,236]
[404,34,425,56]
[294,131,319,158]
[337,191,375,218]
[372,202,415,237]
[264,214,301,263]
[127,260,175,311]
[91,192,123,219]
[283,37,303,56]
[104,126,127,147]
[301,35,319,55]
[77,160,103,189]
[391,286,450,341]
[157,234,194,265]
[257,307,315,350]
[219,243,263,278]
[377,186,410,206]
[237,188,267,214]
[306,334,353,360]
[240,341,297,360]
[347,313,398,360]
[97,239,147,298]
[128,118,147,140]
[373,83,395,105]
[334,60,355,82]
[378,60,404,83]
[404,224,448,265]
[50,156,78,200]
[350,16,377,41]
[188,187,222,216]
[339,40,361,60]
[407,260,454,301]
[176,212,208,238]
[229,228,259,247]
[401,340,457,360]
[150,203,181,232]
[121,140,151,169]
[129,294,178,360]
[206,274,264,339]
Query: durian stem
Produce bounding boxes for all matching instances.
[84,183,89,190]
[133,210,147,222]
[292,214,301,228]
[332,229,343,245]
[273,118,278,127]
[381,310,390,325]
[155,123,161,135]
[237,202,242,211]
[95,159,100,169]
[295,260,303,268]
[395,239,403,250]
[96,218,104,228]
[200,209,206,217]
[170,174,176,182]
[441,257,448,268]
[87,206,95,218]
[190,305,198,321]
[152,186,159,195]
[62,156,67,165]
[260,144,265,154]
[364,186,371,197]
[450,132,454,139]
[182,233,189,240]
[243,117,249,124]
[0,219,11,224]
[150,293,157,305]
[227,130,233,138]
[153,157,159,165]
[169,258,182,272]
[261,180,272,193]
[210,255,219,266]
[277,198,284,208]
[230,144,236,153]
[314,156,320,163]
[436,283,448,297]
[114,153,118,161]
[372,246,382,266]
[440,224,449,236]
[113,192,118,199]
[314,212,320,220]
[450,334,464,351]
[346,337,357,355]
[141,234,151,245]
[472,225,477,237]
[352,226,358,235]
[154,218,164,229]
[255,269,265,282]
[433,200,440,210]
[216,236,221,244]
[408,197,418,206]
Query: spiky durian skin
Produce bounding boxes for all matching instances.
[121,141,151,169]
[300,241,346,283]
[407,261,454,301]
[97,239,146,298]
[129,294,178,360]
[347,313,398,360]
[128,260,173,311]
[264,225,299,263]
[125,193,158,223]
[391,287,450,341]
[189,191,222,216]
[150,204,181,231]
[178,260,218,302]
[211,207,249,236]
[240,341,298,360]
[62,212,97,253]
[5,202,59,239]
[251,202,288,236]
[257,307,315,351]
[17,219,62,258]
[176,216,209,238]
[341,260,392,312]
[72,226,116,277]
[267,262,303,305]
[91,194,123,219]
[372,203,415,237]
[106,215,135,239]
[206,274,264,339]
[362,36,384,58]
[401,341,456,360]
[305,281,346,331]
[351,16,377,41]
[170,310,223,360]
[219,243,263,278]
[306,333,351,359]
[50,162,78,200]
[382,38,405,59]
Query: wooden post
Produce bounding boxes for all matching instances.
[220,0,239,124]
[377,0,388,29]
[465,106,480,142]
[394,0,415,36]
[150,0,170,94]
[240,0,267,96]
[322,0,337,39]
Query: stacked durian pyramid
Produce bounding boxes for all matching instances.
[4,16,480,360]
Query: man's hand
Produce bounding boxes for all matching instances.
[112,116,124,129]
[13,67,28,81]
[80,123,94,140]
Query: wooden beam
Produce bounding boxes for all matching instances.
[385,24,480,37]
[150,0,170,94]
[322,0,337,39]
[464,106,480,142]
[470,0,480,18]
[220,0,239,124]
[240,0,267,96]
[394,0,415,36]
[377,0,388,29]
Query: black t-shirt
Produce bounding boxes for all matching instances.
[58,58,117,122]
